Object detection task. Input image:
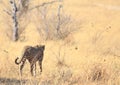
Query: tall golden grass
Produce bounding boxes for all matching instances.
[0,0,120,85]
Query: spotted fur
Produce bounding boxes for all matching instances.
[15,45,45,76]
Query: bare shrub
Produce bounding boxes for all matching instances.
[0,0,30,41]
[41,46,74,85]
[34,2,76,41]
[55,53,69,68]
[88,63,109,82]
[42,64,73,85]
[4,14,29,41]
[90,67,107,81]
[91,28,107,44]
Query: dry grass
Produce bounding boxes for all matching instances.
[0,0,120,85]
[0,46,120,85]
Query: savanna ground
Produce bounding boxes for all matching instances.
[0,0,120,85]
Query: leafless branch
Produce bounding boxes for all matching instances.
[3,9,11,15]
[56,5,63,33]
[30,0,60,10]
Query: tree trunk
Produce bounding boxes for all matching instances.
[57,5,62,34]
[9,0,18,41]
